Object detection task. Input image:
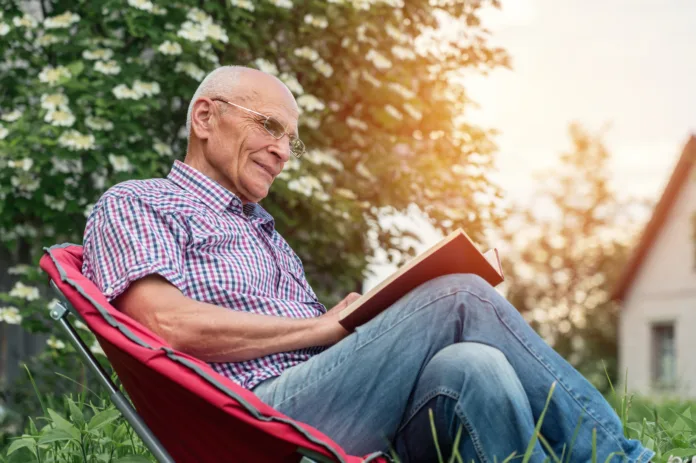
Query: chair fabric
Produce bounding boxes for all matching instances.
[40,244,389,463]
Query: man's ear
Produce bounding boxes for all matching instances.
[191,97,216,141]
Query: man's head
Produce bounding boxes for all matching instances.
[184,66,300,204]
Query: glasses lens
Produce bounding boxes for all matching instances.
[290,138,305,159]
[264,117,285,138]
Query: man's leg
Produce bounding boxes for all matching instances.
[252,273,654,462]
[393,342,546,462]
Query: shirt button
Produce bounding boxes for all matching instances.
[104,287,114,296]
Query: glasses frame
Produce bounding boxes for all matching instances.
[211,98,305,159]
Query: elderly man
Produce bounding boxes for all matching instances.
[83,66,653,463]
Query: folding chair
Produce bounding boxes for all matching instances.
[39,244,391,463]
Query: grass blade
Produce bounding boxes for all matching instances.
[522,381,556,463]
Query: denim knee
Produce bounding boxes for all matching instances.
[419,273,494,299]
[423,343,526,407]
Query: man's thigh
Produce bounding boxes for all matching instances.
[252,273,486,455]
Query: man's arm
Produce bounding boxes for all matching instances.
[114,275,358,363]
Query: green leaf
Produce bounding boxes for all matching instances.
[665,448,696,457]
[66,60,85,77]
[112,455,153,463]
[47,408,80,440]
[67,398,85,428]
[37,428,76,445]
[6,436,37,456]
[87,408,121,432]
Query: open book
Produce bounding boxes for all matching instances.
[338,228,504,330]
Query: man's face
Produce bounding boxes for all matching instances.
[198,77,300,204]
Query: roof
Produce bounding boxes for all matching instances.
[612,135,696,302]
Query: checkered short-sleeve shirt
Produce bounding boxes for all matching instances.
[82,160,328,389]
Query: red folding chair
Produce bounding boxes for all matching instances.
[39,244,391,463]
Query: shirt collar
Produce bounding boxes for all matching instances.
[167,160,242,214]
[166,161,275,226]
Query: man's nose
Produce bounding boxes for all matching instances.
[269,136,292,162]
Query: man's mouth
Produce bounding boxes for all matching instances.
[254,161,276,178]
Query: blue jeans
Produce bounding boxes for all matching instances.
[252,274,654,462]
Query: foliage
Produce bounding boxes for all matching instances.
[500,123,649,393]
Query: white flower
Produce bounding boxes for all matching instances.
[41,93,69,110]
[206,24,228,43]
[388,82,416,99]
[178,125,188,139]
[230,0,255,11]
[153,139,172,156]
[0,23,10,36]
[44,11,80,29]
[10,174,40,194]
[268,0,293,8]
[279,73,303,95]
[301,116,320,130]
[37,34,62,46]
[392,45,416,60]
[44,194,66,211]
[82,48,114,60]
[187,8,212,24]
[51,157,83,174]
[44,108,75,127]
[9,282,40,301]
[127,0,154,12]
[47,337,66,350]
[8,158,33,171]
[108,153,132,172]
[304,14,328,29]
[366,49,392,70]
[0,125,7,140]
[95,60,121,75]
[385,23,406,42]
[403,103,422,121]
[175,62,205,81]
[335,188,357,200]
[8,265,30,275]
[90,341,105,356]
[91,171,107,189]
[178,21,206,42]
[0,307,22,325]
[133,80,160,97]
[346,116,368,131]
[152,5,167,15]
[303,149,343,170]
[253,58,278,76]
[12,14,37,29]
[294,47,319,62]
[1,110,22,122]
[361,70,382,87]
[39,65,72,86]
[355,162,375,180]
[112,84,141,100]
[58,130,96,151]
[158,40,182,55]
[84,203,95,218]
[85,116,114,131]
[297,94,325,112]
[313,59,333,78]
[384,104,403,120]
[288,175,323,197]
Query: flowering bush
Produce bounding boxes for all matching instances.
[0,0,507,394]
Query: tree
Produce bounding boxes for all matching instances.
[501,123,647,392]
[0,0,508,412]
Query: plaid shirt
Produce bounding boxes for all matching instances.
[82,160,327,389]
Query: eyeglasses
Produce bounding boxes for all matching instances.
[212,98,305,159]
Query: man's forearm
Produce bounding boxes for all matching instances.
[114,275,337,363]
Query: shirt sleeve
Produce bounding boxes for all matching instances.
[82,194,188,301]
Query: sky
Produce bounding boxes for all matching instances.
[365,0,696,290]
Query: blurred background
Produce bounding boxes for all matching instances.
[0,0,695,459]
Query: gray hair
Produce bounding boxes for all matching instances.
[185,65,247,140]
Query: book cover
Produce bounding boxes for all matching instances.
[338,229,504,330]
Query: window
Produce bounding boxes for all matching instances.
[652,322,676,389]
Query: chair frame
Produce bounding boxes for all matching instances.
[48,280,324,463]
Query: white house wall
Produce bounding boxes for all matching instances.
[620,168,696,397]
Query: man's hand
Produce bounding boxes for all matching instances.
[317,292,362,345]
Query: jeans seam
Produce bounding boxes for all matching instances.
[396,386,460,434]
[462,288,629,453]
[454,401,489,463]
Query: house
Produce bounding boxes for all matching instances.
[612,135,696,398]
